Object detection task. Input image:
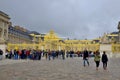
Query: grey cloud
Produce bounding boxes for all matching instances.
[0,0,120,39]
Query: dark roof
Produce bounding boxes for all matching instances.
[111,32,119,34]
[29,31,40,35]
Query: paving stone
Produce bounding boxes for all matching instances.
[0,55,120,80]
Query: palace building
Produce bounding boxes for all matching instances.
[0,11,101,52]
[0,11,120,53]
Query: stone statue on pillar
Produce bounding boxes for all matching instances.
[118,22,120,43]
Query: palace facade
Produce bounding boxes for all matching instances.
[0,11,101,51]
[0,11,120,53]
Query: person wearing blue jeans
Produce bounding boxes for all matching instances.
[83,49,89,67]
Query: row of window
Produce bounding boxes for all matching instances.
[8,26,32,40]
[8,35,32,44]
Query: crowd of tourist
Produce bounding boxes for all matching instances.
[4,49,66,60]
[0,48,108,70]
[4,49,95,60]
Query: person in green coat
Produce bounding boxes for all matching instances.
[94,50,101,70]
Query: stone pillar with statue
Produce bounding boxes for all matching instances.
[118,22,120,43]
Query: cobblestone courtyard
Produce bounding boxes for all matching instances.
[0,55,120,80]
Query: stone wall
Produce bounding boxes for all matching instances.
[100,44,112,52]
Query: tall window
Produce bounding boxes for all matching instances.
[0,28,2,38]
[4,29,7,38]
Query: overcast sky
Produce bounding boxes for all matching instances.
[0,0,120,39]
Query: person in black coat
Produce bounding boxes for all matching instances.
[102,51,108,70]
[0,49,3,60]
[0,49,3,55]
[83,49,89,67]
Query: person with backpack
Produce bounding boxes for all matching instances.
[94,50,101,70]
